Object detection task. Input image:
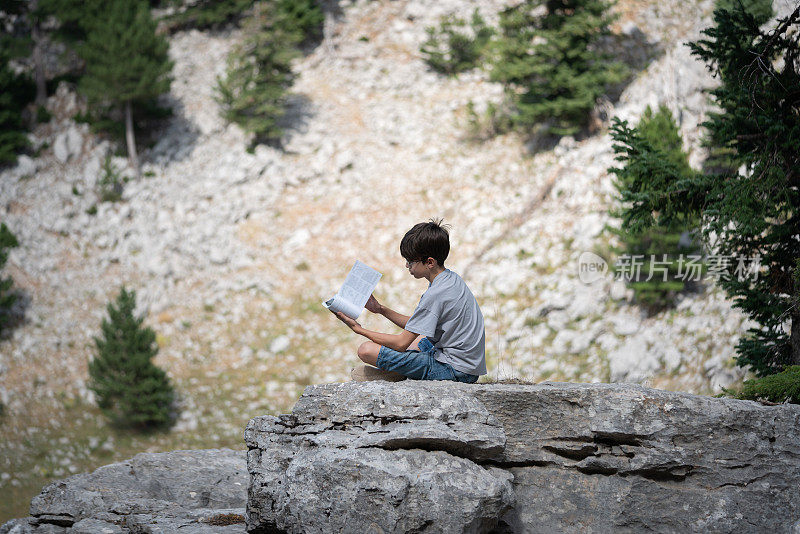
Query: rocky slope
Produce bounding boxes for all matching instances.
[1,0,796,520]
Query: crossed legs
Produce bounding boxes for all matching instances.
[357,334,424,367]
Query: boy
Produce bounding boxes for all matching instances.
[332,219,486,383]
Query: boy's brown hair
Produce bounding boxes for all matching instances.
[400,218,451,267]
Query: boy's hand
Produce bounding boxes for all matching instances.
[333,311,361,331]
[365,294,382,314]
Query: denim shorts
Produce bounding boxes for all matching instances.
[377,337,479,383]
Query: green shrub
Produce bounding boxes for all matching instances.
[465,100,512,141]
[35,105,52,124]
[88,286,176,429]
[98,154,124,202]
[734,366,800,404]
[421,8,494,76]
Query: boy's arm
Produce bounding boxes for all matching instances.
[366,295,410,329]
[333,311,417,351]
[378,304,410,329]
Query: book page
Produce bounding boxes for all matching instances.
[324,295,362,320]
[322,260,382,320]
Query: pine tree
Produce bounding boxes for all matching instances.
[690,5,800,375]
[491,0,628,136]
[0,223,20,331]
[1,0,49,107]
[88,286,175,429]
[715,0,773,26]
[0,58,33,167]
[77,0,173,177]
[608,105,703,313]
[0,4,35,166]
[421,8,495,76]
[274,0,324,46]
[613,6,799,375]
[216,1,303,148]
[37,0,104,46]
[160,0,255,32]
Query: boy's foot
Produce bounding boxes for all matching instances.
[351,364,407,382]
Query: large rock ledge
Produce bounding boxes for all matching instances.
[4,383,800,533]
[244,382,800,533]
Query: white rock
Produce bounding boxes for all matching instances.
[608,334,657,382]
[609,280,628,300]
[283,229,311,254]
[568,329,596,354]
[208,248,228,265]
[53,132,70,163]
[662,346,683,371]
[566,291,600,321]
[546,310,570,331]
[67,125,84,159]
[270,336,290,354]
[15,155,36,176]
[610,312,641,336]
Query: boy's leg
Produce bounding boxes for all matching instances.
[357,342,381,367]
[357,335,424,367]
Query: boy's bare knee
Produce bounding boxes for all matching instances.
[358,341,380,365]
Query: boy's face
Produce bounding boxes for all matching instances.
[406,257,433,279]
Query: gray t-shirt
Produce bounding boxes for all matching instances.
[404,269,486,376]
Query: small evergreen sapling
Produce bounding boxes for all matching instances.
[88,286,175,429]
[216,1,304,148]
[421,8,494,76]
[97,154,125,203]
[608,105,703,313]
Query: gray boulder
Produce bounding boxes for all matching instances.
[246,381,800,533]
[245,381,515,533]
[52,124,84,164]
[2,449,248,533]
[248,446,513,534]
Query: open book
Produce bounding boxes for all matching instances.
[323,260,382,320]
